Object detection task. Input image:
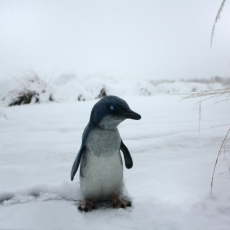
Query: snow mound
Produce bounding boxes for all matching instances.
[155,82,209,93]
[0,72,53,106]
[52,74,106,102]
[105,79,156,96]
[0,72,228,106]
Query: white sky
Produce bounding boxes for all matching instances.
[0,0,230,80]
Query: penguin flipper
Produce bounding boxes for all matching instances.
[71,146,85,181]
[120,140,133,169]
[71,124,92,181]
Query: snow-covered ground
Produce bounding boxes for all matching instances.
[0,95,230,229]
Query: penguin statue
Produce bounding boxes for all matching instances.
[71,96,141,211]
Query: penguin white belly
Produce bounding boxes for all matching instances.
[80,128,123,201]
[80,150,123,201]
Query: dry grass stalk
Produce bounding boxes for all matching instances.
[184,88,230,103]
[211,128,230,190]
[210,0,227,48]
[211,124,230,128]
[198,101,202,133]
[185,87,230,189]
[185,88,230,98]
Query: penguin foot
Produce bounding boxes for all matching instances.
[78,199,95,212]
[111,196,131,209]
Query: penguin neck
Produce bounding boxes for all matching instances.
[91,122,118,130]
[98,116,123,130]
[90,115,124,130]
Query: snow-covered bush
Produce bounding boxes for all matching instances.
[52,74,106,102]
[0,72,53,106]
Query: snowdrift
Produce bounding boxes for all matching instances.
[0,72,229,106]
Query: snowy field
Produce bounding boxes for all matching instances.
[0,95,230,229]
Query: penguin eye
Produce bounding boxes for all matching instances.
[110,105,115,110]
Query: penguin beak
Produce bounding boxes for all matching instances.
[122,109,141,120]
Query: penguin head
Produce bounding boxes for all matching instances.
[90,96,141,129]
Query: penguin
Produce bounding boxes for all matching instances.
[71,96,141,212]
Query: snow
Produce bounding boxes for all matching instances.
[0,95,230,229]
[0,73,229,106]
[0,72,53,106]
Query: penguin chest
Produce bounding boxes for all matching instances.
[80,128,123,200]
[86,128,121,156]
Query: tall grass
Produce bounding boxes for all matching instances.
[210,0,227,47]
